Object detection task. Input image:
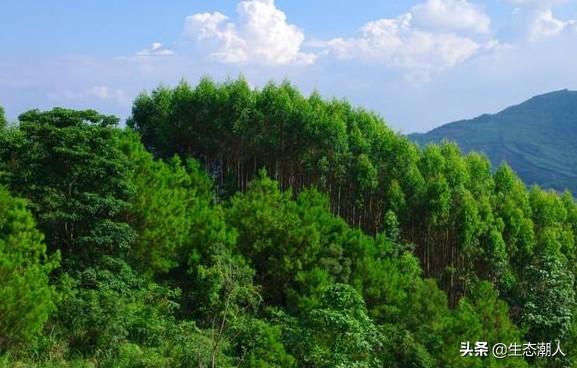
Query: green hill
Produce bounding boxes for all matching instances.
[4,80,577,367]
[410,90,577,194]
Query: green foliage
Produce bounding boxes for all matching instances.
[0,108,134,265]
[4,81,577,367]
[191,245,262,367]
[0,106,6,129]
[226,171,351,308]
[285,284,385,368]
[27,256,235,367]
[230,317,297,368]
[124,79,577,366]
[0,187,58,352]
[521,252,575,344]
[120,131,232,275]
[54,257,180,355]
[440,282,528,367]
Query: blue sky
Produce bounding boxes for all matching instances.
[1,0,577,133]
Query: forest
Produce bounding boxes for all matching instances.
[1,77,577,367]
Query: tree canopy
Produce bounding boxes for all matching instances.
[0,105,6,129]
[1,79,576,367]
[0,186,58,352]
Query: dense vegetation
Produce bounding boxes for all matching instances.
[1,78,577,367]
[410,90,577,195]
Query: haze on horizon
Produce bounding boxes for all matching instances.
[1,0,577,133]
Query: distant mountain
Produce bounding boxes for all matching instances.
[410,90,577,194]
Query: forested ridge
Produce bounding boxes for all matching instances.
[410,90,577,196]
[1,78,577,367]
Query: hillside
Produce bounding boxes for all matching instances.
[410,90,577,194]
[2,80,577,367]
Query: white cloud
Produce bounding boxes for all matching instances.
[319,13,485,82]
[507,6,577,40]
[49,86,129,105]
[136,42,175,56]
[309,0,498,82]
[185,12,248,63]
[411,0,491,34]
[184,0,316,65]
[531,9,576,37]
[503,0,577,40]
[508,0,568,7]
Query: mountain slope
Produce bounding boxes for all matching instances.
[410,90,577,194]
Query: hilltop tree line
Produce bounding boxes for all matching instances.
[0,78,576,367]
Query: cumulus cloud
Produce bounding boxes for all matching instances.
[136,42,175,56]
[308,0,498,82]
[49,86,130,105]
[516,9,577,40]
[529,9,576,38]
[504,0,577,40]
[318,15,489,81]
[411,0,491,34]
[184,0,316,65]
[176,0,498,79]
